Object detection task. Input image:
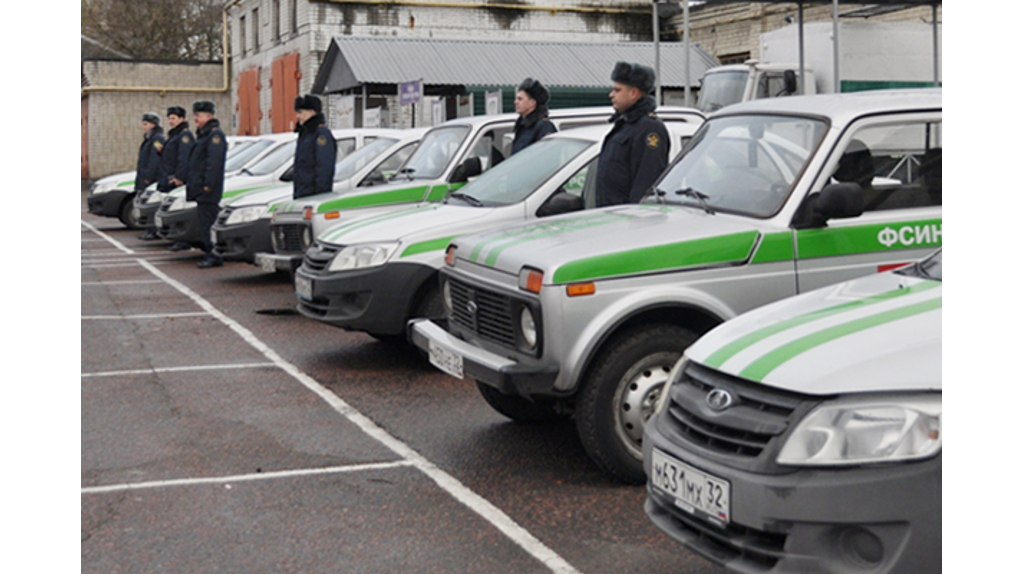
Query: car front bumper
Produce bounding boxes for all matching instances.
[87,189,131,218]
[155,207,202,244]
[212,219,272,263]
[132,195,162,228]
[294,261,437,337]
[642,421,941,574]
[409,319,559,397]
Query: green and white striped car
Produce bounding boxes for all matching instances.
[411,89,942,483]
[644,249,941,573]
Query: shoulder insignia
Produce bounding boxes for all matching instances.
[182,135,190,144]
[317,135,327,146]
[212,135,222,145]
[153,142,163,151]
[647,133,660,149]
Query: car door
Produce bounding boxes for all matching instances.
[794,112,942,292]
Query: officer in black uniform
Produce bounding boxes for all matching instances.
[135,112,165,197]
[292,94,336,199]
[142,106,194,240]
[187,100,228,268]
[594,62,670,207]
[511,78,556,156]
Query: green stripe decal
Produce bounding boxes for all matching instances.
[401,236,457,258]
[223,186,267,199]
[738,295,942,382]
[317,186,431,212]
[797,218,941,259]
[321,205,424,242]
[551,231,760,284]
[704,280,941,369]
[751,231,794,264]
[117,180,136,188]
[473,213,632,267]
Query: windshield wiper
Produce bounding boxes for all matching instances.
[674,187,715,214]
[447,192,484,207]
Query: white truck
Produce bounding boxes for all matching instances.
[696,21,941,113]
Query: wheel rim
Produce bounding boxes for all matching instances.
[612,353,676,460]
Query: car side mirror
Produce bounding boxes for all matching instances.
[450,157,483,183]
[281,166,294,182]
[815,182,864,221]
[537,191,584,218]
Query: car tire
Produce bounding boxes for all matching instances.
[476,381,567,423]
[119,195,143,230]
[575,324,695,484]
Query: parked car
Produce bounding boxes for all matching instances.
[211,128,427,265]
[87,135,254,229]
[291,121,700,339]
[154,129,395,249]
[410,89,942,483]
[260,107,706,273]
[644,249,941,574]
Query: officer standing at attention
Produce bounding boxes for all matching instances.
[143,106,194,241]
[187,100,228,268]
[511,78,556,155]
[292,94,336,199]
[135,112,165,198]
[594,62,670,207]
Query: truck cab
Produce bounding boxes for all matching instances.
[696,61,815,114]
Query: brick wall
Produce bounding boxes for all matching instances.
[83,60,230,178]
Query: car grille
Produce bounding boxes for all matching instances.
[301,242,339,273]
[660,362,811,465]
[216,207,232,226]
[273,222,308,253]
[447,276,516,348]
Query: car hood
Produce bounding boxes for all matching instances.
[451,203,768,284]
[318,202,501,248]
[686,270,942,395]
[273,179,452,215]
[164,176,279,200]
[224,184,293,208]
[95,170,137,188]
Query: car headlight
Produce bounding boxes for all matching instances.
[168,196,187,211]
[442,278,452,313]
[90,182,117,195]
[777,394,941,466]
[146,191,167,205]
[225,205,269,225]
[327,243,400,271]
[519,307,537,349]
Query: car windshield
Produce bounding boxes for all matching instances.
[244,141,297,176]
[898,250,942,281]
[333,137,399,182]
[696,71,749,113]
[450,138,592,206]
[396,126,470,180]
[653,114,827,217]
[225,139,276,171]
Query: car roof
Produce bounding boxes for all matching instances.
[712,88,942,124]
[328,127,406,138]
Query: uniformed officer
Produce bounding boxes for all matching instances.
[187,100,228,268]
[292,94,336,199]
[142,106,194,240]
[511,78,556,156]
[135,112,165,195]
[594,62,670,207]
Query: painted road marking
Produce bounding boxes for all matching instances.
[82,312,210,320]
[81,220,134,254]
[82,363,278,378]
[81,280,167,286]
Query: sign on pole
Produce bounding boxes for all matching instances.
[400,80,422,106]
[335,95,355,129]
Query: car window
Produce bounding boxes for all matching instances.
[397,126,470,180]
[360,142,419,186]
[244,141,297,176]
[830,120,942,211]
[465,125,514,172]
[333,137,399,182]
[450,138,591,206]
[225,139,275,172]
[336,138,356,161]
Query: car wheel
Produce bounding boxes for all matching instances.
[476,381,566,423]
[118,196,143,230]
[575,324,695,484]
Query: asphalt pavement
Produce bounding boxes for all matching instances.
[80,186,728,574]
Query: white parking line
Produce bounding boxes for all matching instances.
[82,363,277,378]
[81,461,415,494]
[81,220,134,255]
[82,280,166,286]
[95,249,578,573]
[82,312,210,320]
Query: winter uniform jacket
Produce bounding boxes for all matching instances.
[186,119,228,204]
[135,126,166,191]
[293,115,336,199]
[594,96,670,207]
[157,122,194,191]
[511,105,557,156]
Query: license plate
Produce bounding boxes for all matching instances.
[650,449,731,525]
[257,254,276,273]
[154,215,163,228]
[295,275,313,300]
[428,340,464,379]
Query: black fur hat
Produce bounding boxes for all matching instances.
[192,100,216,114]
[611,62,656,94]
[167,106,187,118]
[141,112,160,125]
[517,78,550,105]
[294,94,323,114]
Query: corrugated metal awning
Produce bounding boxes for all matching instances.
[312,36,719,94]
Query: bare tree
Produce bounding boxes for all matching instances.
[82,0,224,61]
